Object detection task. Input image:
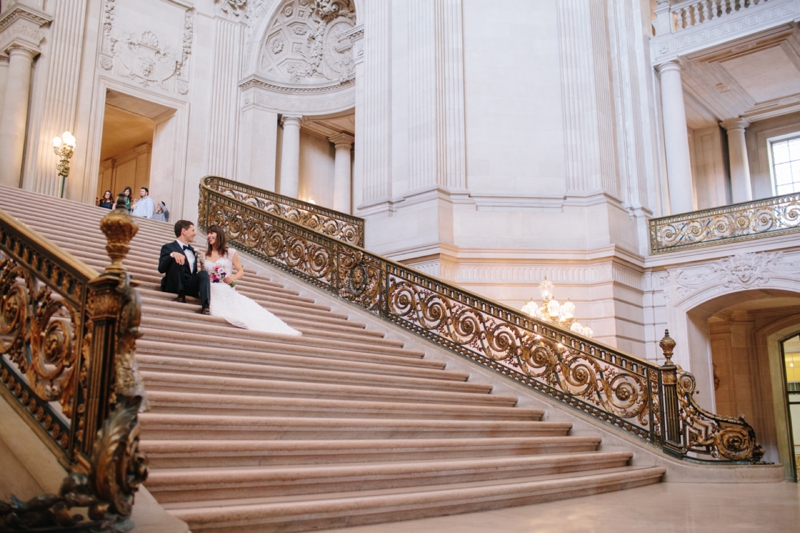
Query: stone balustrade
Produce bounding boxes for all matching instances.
[666,0,770,33]
[650,0,796,64]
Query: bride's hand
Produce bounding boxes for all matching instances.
[223,275,234,284]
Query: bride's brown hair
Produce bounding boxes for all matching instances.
[206,225,228,257]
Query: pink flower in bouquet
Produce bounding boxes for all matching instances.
[210,264,235,287]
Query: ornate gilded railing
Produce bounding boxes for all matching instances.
[0,199,147,531]
[649,192,800,254]
[200,181,764,463]
[202,175,365,247]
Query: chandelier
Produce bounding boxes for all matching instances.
[521,278,593,338]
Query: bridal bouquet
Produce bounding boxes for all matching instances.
[209,264,236,287]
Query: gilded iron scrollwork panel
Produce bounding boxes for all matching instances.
[199,181,765,462]
[204,175,365,246]
[650,193,800,254]
[385,270,655,440]
[1,200,149,529]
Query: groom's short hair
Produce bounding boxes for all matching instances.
[174,220,193,237]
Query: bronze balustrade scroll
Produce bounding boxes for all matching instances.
[201,175,365,246]
[649,192,800,254]
[0,199,148,531]
[200,181,764,463]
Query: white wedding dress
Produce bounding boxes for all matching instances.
[204,248,301,336]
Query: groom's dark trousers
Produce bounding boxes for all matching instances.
[158,241,210,307]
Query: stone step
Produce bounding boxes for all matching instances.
[143,390,538,421]
[136,354,482,393]
[138,413,572,440]
[139,325,427,361]
[141,436,602,468]
[139,314,407,351]
[141,304,372,336]
[135,337,442,372]
[139,372,517,406]
[162,467,666,533]
[147,452,634,503]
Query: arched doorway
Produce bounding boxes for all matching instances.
[684,288,800,478]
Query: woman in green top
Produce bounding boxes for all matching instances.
[114,186,132,211]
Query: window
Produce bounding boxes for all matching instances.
[769,135,800,196]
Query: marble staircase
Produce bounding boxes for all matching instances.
[0,186,665,532]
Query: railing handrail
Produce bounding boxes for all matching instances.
[649,192,800,254]
[200,180,764,464]
[202,175,366,247]
[0,199,148,529]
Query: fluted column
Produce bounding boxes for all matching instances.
[329,133,354,213]
[0,56,8,122]
[0,48,36,187]
[27,0,88,197]
[557,0,619,197]
[359,0,391,204]
[279,115,302,198]
[720,118,753,204]
[657,60,695,214]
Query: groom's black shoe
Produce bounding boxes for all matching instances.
[199,306,210,315]
[174,294,186,304]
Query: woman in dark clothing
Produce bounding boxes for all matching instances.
[99,190,114,209]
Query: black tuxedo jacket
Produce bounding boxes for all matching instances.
[159,241,198,290]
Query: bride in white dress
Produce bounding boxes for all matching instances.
[203,225,301,336]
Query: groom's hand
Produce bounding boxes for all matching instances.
[171,252,186,265]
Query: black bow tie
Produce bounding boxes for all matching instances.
[182,245,193,252]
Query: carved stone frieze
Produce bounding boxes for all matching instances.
[98,0,194,96]
[673,251,797,298]
[258,0,356,85]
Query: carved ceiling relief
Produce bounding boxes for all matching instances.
[99,0,194,96]
[258,0,356,85]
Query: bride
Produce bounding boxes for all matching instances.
[203,225,301,336]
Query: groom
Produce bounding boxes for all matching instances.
[159,220,210,314]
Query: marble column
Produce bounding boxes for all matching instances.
[0,47,36,188]
[657,60,695,214]
[720,118,753,204]
[279,115,302,199]
[329,133,354,214]
[0,56,8,123]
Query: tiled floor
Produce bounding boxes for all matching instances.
[317,481,800,533]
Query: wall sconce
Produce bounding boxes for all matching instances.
[53,131,76,198]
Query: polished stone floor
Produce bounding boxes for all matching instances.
[318,482,800,533]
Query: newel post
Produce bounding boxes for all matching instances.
[81,196,141,456]
[659,329,683,456]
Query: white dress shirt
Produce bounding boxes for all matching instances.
[175,239,196,273]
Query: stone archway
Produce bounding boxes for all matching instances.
[680,289,800,472]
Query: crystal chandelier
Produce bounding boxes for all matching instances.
[521,277,593,338]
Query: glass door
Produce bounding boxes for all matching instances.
[781,335,800,482]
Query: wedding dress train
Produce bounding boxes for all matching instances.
[204,248,302,336]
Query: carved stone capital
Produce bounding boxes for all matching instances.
[0,1,51,57]
[281,115,303,127]
[328,132,354,148]
[656,59,682,75]
[720,117,750,132]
